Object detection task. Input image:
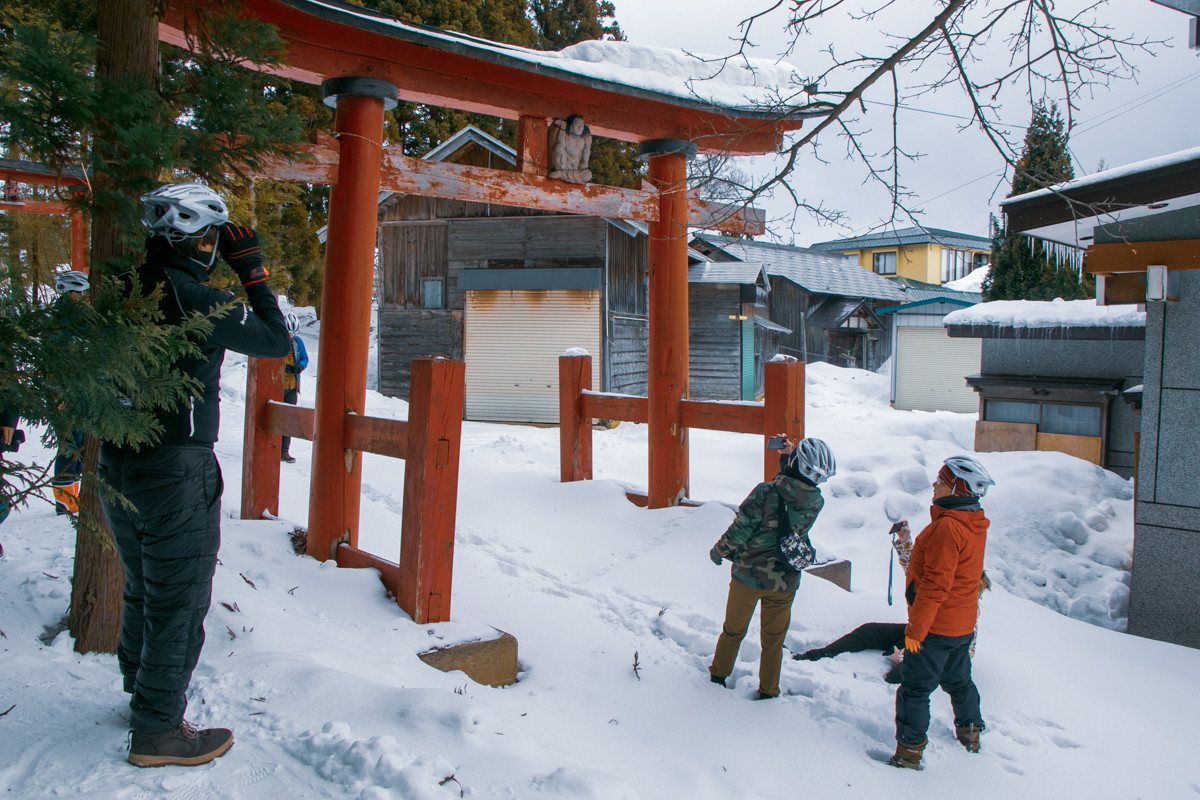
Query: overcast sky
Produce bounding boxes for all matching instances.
[616,0,1199,246]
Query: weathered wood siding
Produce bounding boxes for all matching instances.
[688,284,742,400]
[379,222,448,307]
[605,227,649,395]
[767,281,810,362]
[377,309,463,398]
[753,326,780,398]
[447,216,607,263]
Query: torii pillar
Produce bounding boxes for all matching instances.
[307,77,398,560]
[641,140,696,508]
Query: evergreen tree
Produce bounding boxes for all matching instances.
[0,0,305,652]
[984,102,1094,301]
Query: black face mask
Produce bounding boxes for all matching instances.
[146,230,218,276]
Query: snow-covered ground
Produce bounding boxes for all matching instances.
[3,311,1198,799]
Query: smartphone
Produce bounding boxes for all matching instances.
[766,435,788,450]
[0,429,24,453]
[888,521,905,535]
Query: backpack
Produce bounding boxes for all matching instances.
[775,487,816,572]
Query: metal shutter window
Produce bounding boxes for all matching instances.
[894,327,981,413]
[464,289,601,423]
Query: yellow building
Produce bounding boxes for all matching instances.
[810,226,992,285]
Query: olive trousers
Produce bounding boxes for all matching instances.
[710,578,796,697]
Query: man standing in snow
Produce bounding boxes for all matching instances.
[100,182,290,767]
[889,455,994,770]
[708,438,835,699]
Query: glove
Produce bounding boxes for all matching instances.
[709,545,725,565]
[905,635,923,654]
[218,223,268,286]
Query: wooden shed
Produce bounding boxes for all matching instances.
[686,261,785,400]
[375,126,652,423]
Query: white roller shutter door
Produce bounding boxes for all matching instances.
[894,327,981,413]
[464,290,601,423]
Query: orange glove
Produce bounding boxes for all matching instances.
[905,636,923,653]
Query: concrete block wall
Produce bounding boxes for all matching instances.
[1129,270,1200,648]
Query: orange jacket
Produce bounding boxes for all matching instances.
[905,504,989,641]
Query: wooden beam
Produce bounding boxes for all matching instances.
[242,142,766,234]
[265,399,315,441]
[336,543,401,596]
[344,414,408,460]
[1100,273,1147,305]
[580,392,649,424]
[559,355,593,482]
[680,399,762,434]
[0,199,74,215]
[242,358,285,520]
[0,159,88,189]
[1086,239,1200,275]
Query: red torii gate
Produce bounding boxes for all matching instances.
[160,0,815,621]
[0,160,89,274]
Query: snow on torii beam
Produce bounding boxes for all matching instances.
[158,0,810,156]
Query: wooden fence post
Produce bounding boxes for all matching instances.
[763,358,805,482]
[241,356,285,519]
[559,353,593,482]
[397,357,466,624]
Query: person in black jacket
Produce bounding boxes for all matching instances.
[99,181,290,768]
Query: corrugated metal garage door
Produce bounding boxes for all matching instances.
[464,290,601,423]
[894,327,981,413]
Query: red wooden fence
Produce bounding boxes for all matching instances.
[560,353,805,494]
[241,355,465,624]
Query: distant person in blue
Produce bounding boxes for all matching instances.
[279,312,307,464]
[1,403,18,555]
[49,270,91,515]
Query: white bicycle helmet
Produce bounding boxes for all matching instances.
[788,437,837,484]
[140,181,229,242]
[284,312,300,334]
[941,455,995,497]
[54,270,90,294]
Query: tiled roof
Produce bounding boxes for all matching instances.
[692,234,907,301]
[809,226,992,252]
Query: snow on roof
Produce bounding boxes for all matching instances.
[309,0,809,112]
[1001,146,1200,206]
[943,266,989,293]
[944,298,1146,328]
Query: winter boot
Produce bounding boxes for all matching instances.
[887,738,927,770]
[281,452,296,464]
[128,721,233,767]
[709,674,727,687]
[956,724,982,753]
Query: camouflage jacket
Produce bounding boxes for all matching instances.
[716,473,824,594]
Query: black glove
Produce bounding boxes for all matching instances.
[709,545,725,565]
[218,223,269,286]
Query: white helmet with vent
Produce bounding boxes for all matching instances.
[140,181,229,242]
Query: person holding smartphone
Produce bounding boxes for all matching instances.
[708,436,836,699]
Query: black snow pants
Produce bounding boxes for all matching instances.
[806,622,906,659]
[99,444,223,734]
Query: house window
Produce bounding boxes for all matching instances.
[973,251,990,270]
[872,251,897,275]
[941,248,973,282]
[984,399,1102,438]
[421,278,445,309]
[1040,403,1101,437]
[985,400,1039,425]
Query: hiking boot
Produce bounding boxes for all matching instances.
[793,648,825,661]
[887,738,926,770]
[709,674,727,687]
[956,724,982,753]
[281,453,296,464]
[128,721,233,767]
[754,690,778,701]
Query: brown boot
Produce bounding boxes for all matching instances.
[128,721,233,767]
[887,738,926,770]
[956,724,982,753]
